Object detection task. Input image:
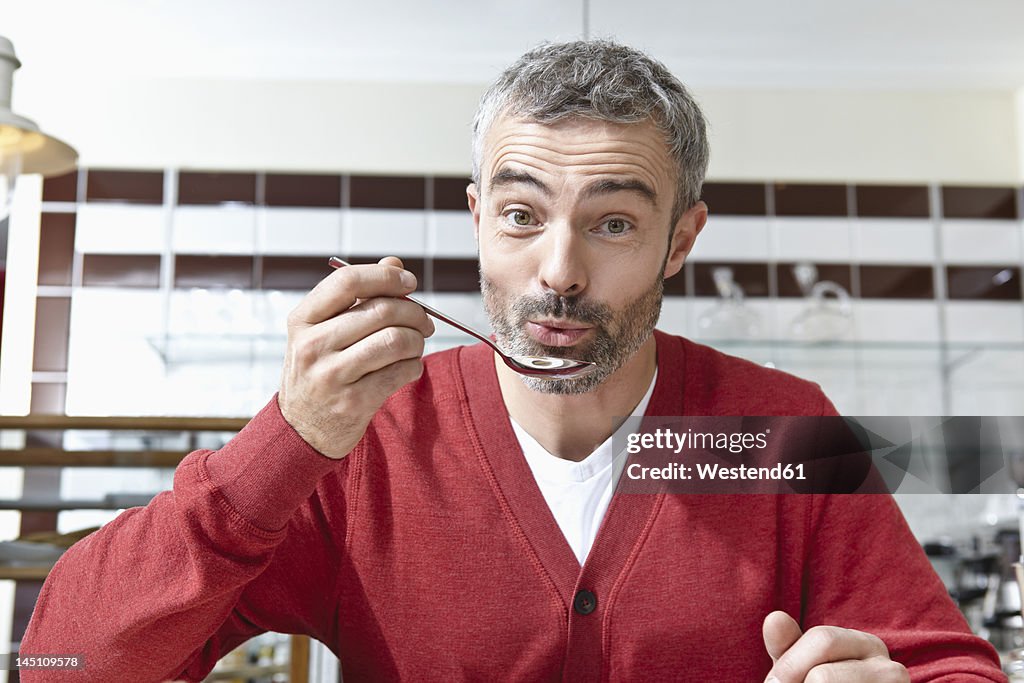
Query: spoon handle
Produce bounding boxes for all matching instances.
[327,257,501,353]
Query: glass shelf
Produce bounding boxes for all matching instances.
[142,333,1024,416]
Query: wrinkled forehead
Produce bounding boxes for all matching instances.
[480,115,677,199]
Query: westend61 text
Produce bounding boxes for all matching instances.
[626,462,807,481]
[625,427,771,455]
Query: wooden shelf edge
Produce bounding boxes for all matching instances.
[0,565,53,580]
[0,449,188,467]
[0,415,249,431]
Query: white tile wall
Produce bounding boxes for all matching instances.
[773,298,855,343]
[852,300,941,342]
[944,302,1024,343]
[258,207,343,255]
[689,297,776,340]
[168,289,271,336]
[657,297,690,337]
[772,217,853,263]
[346,209,427,256]
[894,493,1015,541]
[418,292,489,332]
[173,205,258,254]
[941,220,1023,264]
[852,219,936,264]
[75,204,166,254]
[689,216,771,262]
[65,288,167,416]
[948,348,1024,415]
[428,211,477,256]
[951,386,1024,416]
[854,347,946,414]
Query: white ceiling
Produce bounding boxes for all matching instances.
[4,0,1024,89]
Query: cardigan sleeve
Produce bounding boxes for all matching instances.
[800,491,1006,681]
[798,393,1005,680]
[19,395,346,682]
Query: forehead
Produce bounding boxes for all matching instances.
[481,115,676,200]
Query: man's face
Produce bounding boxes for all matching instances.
[467,116,704,394]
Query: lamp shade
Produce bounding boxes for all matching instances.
[0,35,77,177]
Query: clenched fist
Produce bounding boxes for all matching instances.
[278,256,435,459]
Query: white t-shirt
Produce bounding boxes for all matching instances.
[509,370,658,565]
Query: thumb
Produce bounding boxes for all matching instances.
[762,610,802,662]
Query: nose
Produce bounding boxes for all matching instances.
[537,223,588,297]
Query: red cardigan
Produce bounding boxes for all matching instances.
[21,331,1005,682]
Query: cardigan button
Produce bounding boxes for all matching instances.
[573,589,597,615]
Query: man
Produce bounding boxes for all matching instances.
[21,40,1005,682]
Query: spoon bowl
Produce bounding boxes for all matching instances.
[328,257,597,380]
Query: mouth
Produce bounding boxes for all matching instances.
[525,320,594,347]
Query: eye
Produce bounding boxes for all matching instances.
[600,218,633,235]
[503,209,536,227]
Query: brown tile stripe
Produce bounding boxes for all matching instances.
[86,170,164,204]
[262,256,332,290]
[434,177,472,211]
[38,213,76,286]
[62,169,1024,221]
[30,382,67,414]
[82,254,161,288]
[691,262,770,297]
[855,185,930,218]
[350,175,425,209]
[858,265,934,299]
[776,263,853,298]
[942,186,1019,220]
[432,258,479,292]
[32,296,71,372]
[700,182,767,216]
[264,173,341,207]
[174,255,255,289]
[178,172,257,205]
[946,266,1022,301]
[774,183,848,217]
[42,170,78,202]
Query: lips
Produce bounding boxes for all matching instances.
[526,320,594,346]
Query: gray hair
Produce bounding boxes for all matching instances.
[471,39,710,223]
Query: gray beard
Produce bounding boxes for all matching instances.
[479,266,665,395]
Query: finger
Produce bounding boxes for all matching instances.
[378,256,405,269]
[767,626,890,683]
[329,326,427,385]
[305,297,434,355]
[763,611,802,662]
[804,657,908,683]
[290,260,417,327]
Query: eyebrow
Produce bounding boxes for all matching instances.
[488,168,658,208]
[489,169,552,196]
[582,178,658,208]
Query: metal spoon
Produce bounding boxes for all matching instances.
[328,257,597,380]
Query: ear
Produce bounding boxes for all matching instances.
[663,200,708,279]
[466,182,481,243]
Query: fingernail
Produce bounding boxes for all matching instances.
[401,271,417,289]
[765,677,780,683]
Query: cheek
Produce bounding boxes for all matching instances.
[479,243,535,286]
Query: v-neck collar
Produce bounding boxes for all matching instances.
[457,329,687,609]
